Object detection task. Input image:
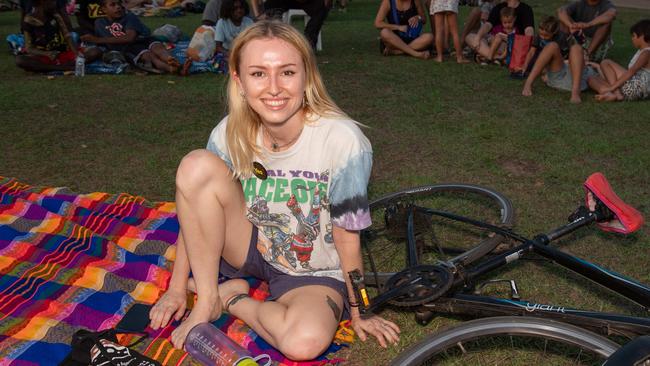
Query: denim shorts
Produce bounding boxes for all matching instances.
[219,226,350,318]
[546,62,596,92]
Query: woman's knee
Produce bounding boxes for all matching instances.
[379,28,394,41]
[176,149,227,191]
[601,59,614,67]
[278,327,331,361]
[465,33,478,47]
[419,32,434,44]
[547,42,561,53]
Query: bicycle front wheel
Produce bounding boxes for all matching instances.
[363,184,515,283]
[391,316,620,366]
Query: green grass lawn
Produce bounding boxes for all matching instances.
[1,0,650,364]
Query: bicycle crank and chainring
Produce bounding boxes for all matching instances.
[384,264,454,307]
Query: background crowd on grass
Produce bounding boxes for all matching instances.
[7,0,650,103]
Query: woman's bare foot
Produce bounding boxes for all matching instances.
[456,57,470,64]
[170,293,221,349]
[418,50,431,60]
[149,288,188,330]
[434,54,443,62]
[595,92,620,102]
[570,92,582,104]
[522,84,533,97]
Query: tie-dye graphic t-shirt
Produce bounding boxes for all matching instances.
[206,115,372,282]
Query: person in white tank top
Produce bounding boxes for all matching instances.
[587,19,650,101]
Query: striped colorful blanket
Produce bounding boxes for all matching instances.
[0,177,349,366]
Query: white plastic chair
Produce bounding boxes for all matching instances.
[282,9,322,51]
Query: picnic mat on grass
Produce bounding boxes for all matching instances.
[0,177,351,365]
[6,35,227,75]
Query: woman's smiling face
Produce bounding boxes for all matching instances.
[234,37,307,128]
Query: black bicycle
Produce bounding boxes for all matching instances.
[352,173,649,365]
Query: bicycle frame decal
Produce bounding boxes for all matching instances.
[524,303,566,313]
[491,298,566,313]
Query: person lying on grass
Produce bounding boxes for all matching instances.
[16,0,101,72]
[80,0,180,73]
[587,19,650,102]
[149,20,401,361]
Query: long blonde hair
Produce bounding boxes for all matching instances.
[226,20,345,179]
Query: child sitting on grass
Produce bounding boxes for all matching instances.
[515,16,570,76]
[521,16,594,103]
[587,19,650,102]
[80,0,180,73]
[214,0,252,56]
[181,0,252,75]
[16,0,100,72]
[474,6,517,65]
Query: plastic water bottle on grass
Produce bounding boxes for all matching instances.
[75,53,85,77]
[185,323,271,366]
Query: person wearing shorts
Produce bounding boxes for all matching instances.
[558,0,617,62]
[523,29,593,103]
[149,21,400,361]
[545,62,596,93]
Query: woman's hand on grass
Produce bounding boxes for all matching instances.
[352,314,400,348]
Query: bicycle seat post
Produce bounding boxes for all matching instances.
[542,206,599,244]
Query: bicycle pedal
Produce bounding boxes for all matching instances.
[414,307,435,326]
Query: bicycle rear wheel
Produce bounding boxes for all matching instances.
[391,316,619,366]
[362,184,514,287]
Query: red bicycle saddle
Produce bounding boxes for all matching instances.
[584,172,644,234]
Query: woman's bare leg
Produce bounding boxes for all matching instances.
[167,149,253,349]
[380,28,429,59]
[408,32,434,52]
[227,285,345,361]
[600,59,626,84]
[447,12,468,63]
[522,42,564,97]
[593,59,626,101]
[587,73,611,94]
[150,43,180,73]
[433,12,445,62]
[460,7,481,49]
[567,44,585,103]
[473,37,492,60]
[487,36,502,60]
[150,230,191,329]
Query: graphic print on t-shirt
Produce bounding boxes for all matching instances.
[244,169,333,272]
[87,3,105,18]
[105,22,127,37]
